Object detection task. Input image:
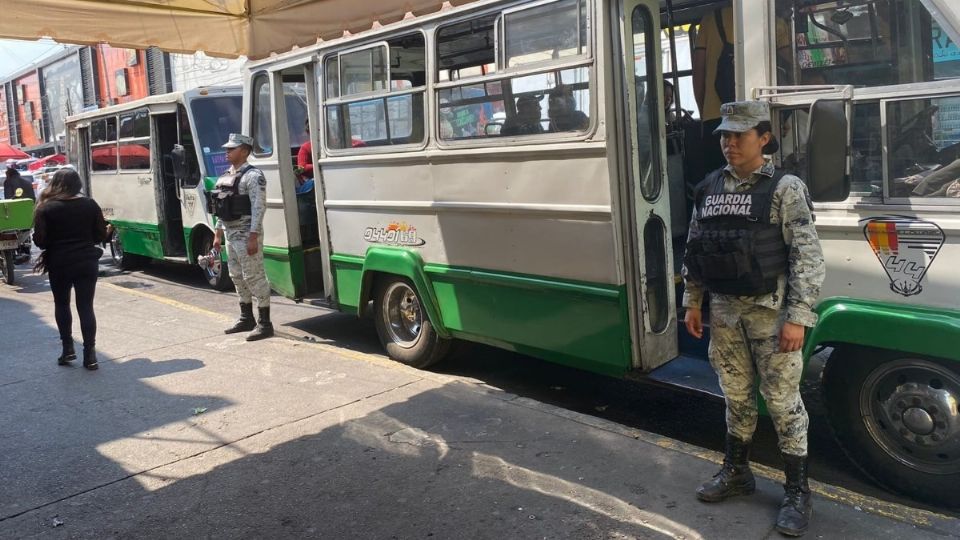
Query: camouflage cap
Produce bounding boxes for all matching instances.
[222,133,254,149]
[713,101,771,134]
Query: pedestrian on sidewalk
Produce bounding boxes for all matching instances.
[209,133,273,341]
[32,168,109,370]
[681,101,825,536]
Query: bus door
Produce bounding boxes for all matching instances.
[248,62,329,300]
[70,125,92,196]
[152,110,187,257]
[617,0,679,371]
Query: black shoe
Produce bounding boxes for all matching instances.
[696,434,756,502]
[82,347,99,371]
[58,340,77,366]
[246,307,274,341]
[776,453,812,536]
[225,302,256,334]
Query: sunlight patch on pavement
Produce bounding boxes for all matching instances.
[472,453,703,539]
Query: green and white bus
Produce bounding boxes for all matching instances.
[65,87,244,290]
[241,0,957,502]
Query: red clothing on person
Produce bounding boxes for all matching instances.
[296,141,313,180]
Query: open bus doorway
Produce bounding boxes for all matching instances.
[154,113,186,258]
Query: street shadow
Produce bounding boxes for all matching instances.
[2,381,944,539]
[0,383,747,539]
[284,310,384,356]
[0,294,234,524]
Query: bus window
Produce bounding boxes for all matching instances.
[632,4,662,201]
[503,0,588,68]
[886,95,960,199]
[339,46,388,96]
[775,0,960,88]
[435,5,591,142]
[252,73,273,156]
[436,13,497,81]
[324,32,426,149]
[776,103,884,199]
[438,67,590,140]
[119,109,150,171]
[91,116,118,172]
[190,96,242,178]
[324,56,339,99]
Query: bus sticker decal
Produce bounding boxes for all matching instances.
[860,216,945,297]
[363,222,425,247]
[183,192,196,214]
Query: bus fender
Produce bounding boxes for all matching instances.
[358,247,451,339]
[804,297,960,363]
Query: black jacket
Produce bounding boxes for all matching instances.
[4,175,36,201]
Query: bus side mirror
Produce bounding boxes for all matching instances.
[171,144,188,186]
[806,100,850,202]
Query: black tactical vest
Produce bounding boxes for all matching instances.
[208,165,253,220]
[684,168,789,296]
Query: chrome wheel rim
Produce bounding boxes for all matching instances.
[382,282,423,348]
[860,358,960,475]
[204,244,222,283]
[110,232,123,264]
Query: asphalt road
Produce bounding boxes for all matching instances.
[97,257,958,518]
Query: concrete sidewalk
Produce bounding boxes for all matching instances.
[0,272,956,539]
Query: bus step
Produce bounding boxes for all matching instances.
[162,256,190,264]
[646,354,722,399]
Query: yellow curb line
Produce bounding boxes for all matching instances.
[103,281,955,530]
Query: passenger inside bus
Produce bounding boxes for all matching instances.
[547,87,589,132]
[501,95,545,136]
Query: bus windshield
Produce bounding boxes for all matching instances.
[190,95,243,177]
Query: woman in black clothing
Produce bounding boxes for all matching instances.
[33,169,108,370]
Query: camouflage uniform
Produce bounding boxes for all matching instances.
[216,163,270,308]
[682,159,825,457]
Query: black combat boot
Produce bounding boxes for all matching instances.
[58,340,77,366]
[246,306,274,341]
[696,434,756,502]
[82,346,99,371]
[775,453,812,537]
[224,302,256,334]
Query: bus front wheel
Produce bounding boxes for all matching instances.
[824,346,960,505]
[109,230,145,271]
[197,232,232,292]
[373,277,450,369]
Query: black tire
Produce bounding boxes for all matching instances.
[109,230,145,271]
[373,276,451,369]
[823,346,960,505]
[196,231,232,292]
[1,250,15,285]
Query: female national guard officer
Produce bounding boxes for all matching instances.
[682,101,825,536]
[210,133,273,341]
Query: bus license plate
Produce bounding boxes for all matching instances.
[0,240,19,251]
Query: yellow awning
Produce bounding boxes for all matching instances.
[2,0,481,59]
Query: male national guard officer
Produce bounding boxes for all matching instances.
[682,101,825,537]
[210,133,273,341]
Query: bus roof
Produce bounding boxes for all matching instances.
[65,86,242,125]
[0,0,483,60]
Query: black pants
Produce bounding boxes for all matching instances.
[48,258,99,348]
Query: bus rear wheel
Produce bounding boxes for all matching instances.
[109,229,145,271]
[373,277,450,369]
[196,232,232,291]
[823,346,960,505]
